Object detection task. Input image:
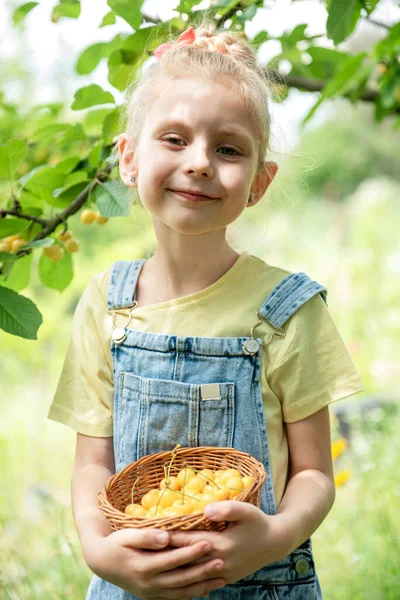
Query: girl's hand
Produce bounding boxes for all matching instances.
[86,527,225,599]
[168,501,293,585]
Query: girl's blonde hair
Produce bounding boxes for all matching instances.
[113,20,285,251]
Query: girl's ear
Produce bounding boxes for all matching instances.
[249,161,278,204]
[118,133,137,187]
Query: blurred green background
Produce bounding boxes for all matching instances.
[2,101,400,599]
[1,0,400,598]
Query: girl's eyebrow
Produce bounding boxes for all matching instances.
[154,119,253,145]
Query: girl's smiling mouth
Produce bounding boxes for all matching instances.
[168,189,218,202]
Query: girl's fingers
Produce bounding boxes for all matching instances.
[157,557,225,589]
[148,540,214,574]
[111,528,170,550]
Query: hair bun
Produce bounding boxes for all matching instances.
[194,23,257,70]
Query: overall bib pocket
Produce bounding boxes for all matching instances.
[118,372,236,462]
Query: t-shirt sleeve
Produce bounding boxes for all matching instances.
[47,272,114,437]
[267,293,365,423]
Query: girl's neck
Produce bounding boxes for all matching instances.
[137,246,241,305]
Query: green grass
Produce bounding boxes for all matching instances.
[1,385,399,599]
[313,402,400,599]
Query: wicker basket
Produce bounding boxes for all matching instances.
[97,446,266,532]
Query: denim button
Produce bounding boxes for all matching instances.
[295,559,310,575]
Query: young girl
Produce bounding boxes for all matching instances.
[48,23,365,600]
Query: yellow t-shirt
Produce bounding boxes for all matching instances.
[47,250,364,506]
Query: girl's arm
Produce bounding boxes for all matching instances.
[72,433,226,598]
[168,406,335,584]
[273,404,336,549]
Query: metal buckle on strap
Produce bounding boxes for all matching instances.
[242,310,286,356]
[107,301,138,345]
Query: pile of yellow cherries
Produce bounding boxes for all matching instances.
[124,465,255,519]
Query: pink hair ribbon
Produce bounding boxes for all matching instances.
[154,27,197,59]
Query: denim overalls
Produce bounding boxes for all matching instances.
[87,258,327,600]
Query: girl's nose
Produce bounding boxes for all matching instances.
[185,143,213,178]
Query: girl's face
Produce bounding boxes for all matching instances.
[121,76,272,238]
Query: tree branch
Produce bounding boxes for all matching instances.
[275,73,400,114]
[0,209,47,226]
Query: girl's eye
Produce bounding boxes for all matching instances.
[219,146,240,156]
[164,136,183,145]
[163,137,241,156]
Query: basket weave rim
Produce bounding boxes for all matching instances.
[97,446,266,530]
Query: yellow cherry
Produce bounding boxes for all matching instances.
[56,230,72,242]
[242,476,255,490]
[198,469,214,483]
[223,469,242,480]
[0,240,12,252]
[172,499,193,514]
[141,489,161,510]
[163,506,186,517]
[11,238,26,253]
[226,476,244,498]
[176,467,196,488]
[197,493,218,511]
[213,485,231,501]
[158,488,181,508]
[186,475,206,493]
[80,209,96,225]
[4,234,21,244]
[43,245,64,262]
[147,505,164,517]
[64,238,79,253]
[95,211,109,225]
[160,476,180,491]
[124,503,147,517]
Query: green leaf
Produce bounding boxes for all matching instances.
[84,108,114,129]
[63,171,89,188]
[18,200,44,216]
[52,182,89,207]
[75,34,124,75]
[52,0,81,20]
[327,0,360,45]
[71,84,115,110]
[57,123,86,144]
[52,171,88,198]
[39,246,73,291]
[175,0,204,12]
[0,138,28,181]
[0,219,29,238]
[53,156,81,174]
[362,0,380,15]
[252,31,269,48]
[0,252,17,263]
[108,49,137,91]
[103,107,121,145]
[21,238,54,249]
[0,285,42,339]
[19,165,66,206]
[89,142,103,168]
[95,180,132,216]
[307,47,346,79]
[1,252,32,291]
[303,52,367,123]
[107,0,144,29]
[100,11,116,27]
[12,2,38,26]
[32,123,70,143]
[237,4,257,22]
[76,42,109,75]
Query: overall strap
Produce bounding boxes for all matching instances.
[107,259,146,310]
[258,272,328,329]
